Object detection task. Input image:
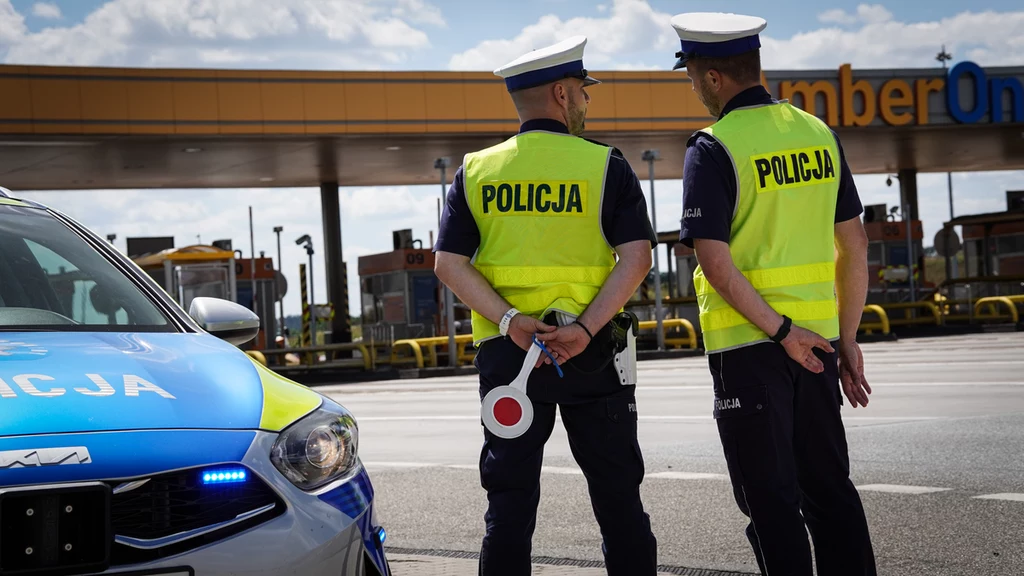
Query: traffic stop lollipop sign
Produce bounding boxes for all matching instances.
[481,335,562,439]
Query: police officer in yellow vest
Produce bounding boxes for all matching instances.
[434,36,659,576]
[671,13,877,576]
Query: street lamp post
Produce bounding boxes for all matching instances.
[434,157,457,368]
[641,149,665,351]
[937,45,959,281]
[274,226,284,345]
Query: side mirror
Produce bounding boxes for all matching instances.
[188,297,260,346]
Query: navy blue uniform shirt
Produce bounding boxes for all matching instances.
[434,118,658,256]
[679,86,863,248]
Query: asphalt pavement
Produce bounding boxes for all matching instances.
[322,332,1024,575]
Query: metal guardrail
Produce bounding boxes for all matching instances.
[859,305,891,335]
[391,335,475,369]
[252,295,1019,375]
[875,301,941,327]
[250,342,372,371]
[974,297,1021,324]
[638,318,698,349]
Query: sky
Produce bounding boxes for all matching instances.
[3,0,1024,319]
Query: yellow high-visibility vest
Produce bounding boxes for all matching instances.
[465,131,617,344]
[693,101,841,353]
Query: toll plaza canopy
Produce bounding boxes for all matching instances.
[0,61,1022,191]
[2,60,1022,349]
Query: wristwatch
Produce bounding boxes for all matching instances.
[498,308,520,336]
[770,315,792,344]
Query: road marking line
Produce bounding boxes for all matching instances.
[856,484,951,495]
[648,471,728,481]
[363,461,727,480]
[541,466,585,475]
[361,461,440,468]
[973,493,1024,502]
[354,415,943,422]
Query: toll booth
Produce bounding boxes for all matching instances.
[358,229,467,342]
[132,245,279,349]
[133,245,237,310]
[941,190,1024,299]
[863,204,930,303]
[235,256,280,349]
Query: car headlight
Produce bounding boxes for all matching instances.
[270,401,359,491]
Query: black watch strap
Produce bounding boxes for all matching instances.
[770,315,792,344]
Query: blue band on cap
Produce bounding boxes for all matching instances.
[679,35,760,59]
[505,59,585,91]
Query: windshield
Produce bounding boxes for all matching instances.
[0,203,173,331]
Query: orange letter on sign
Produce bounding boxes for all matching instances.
[914,78,944,125]
[879,79,914,125]
[780,81,839,126]
[840,63,876,126]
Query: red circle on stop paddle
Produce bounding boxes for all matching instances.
[493,397,523,426]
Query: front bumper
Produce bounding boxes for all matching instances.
[1,431,389,576]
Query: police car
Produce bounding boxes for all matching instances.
[0,187,390,576]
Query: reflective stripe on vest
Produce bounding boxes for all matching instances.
[693,102,841,353]
[465,131,616,344]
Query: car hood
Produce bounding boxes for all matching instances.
[0,332,273,437]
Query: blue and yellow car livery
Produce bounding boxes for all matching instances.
[0,189,389,576]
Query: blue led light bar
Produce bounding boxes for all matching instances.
[201,468,248,484]
[376,527,387,544]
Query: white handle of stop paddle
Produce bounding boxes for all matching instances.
[509,342,543,392]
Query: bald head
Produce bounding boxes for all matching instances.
[508,78,591,136]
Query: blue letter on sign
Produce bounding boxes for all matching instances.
[989,77,1024,123]
[947,61,988,124]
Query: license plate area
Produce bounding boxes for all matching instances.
[0,483,110,576]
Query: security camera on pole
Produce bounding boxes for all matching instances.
[641,149,665,351]
[296,234,316,346]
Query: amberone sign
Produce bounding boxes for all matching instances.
[767,61,1024,127]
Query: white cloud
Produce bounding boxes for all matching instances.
[856,4,894,24]
[818,4,892,26]
[768,7,1024,68]
[31,2,60,19]
[610,61,661,71]
[0,1,26,44]
[392,0,446,28]
[447,0,676,71]
[818,9,858,25]
[0,0,445,68]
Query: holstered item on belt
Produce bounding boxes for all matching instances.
[611,312,638,386]
[552,311,639,385]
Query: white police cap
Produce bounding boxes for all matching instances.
[493,35,600,92]
[669,12,767,70]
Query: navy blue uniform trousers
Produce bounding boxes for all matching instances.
[710,342,877,576]
[474,334,658,576]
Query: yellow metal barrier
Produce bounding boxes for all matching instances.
[391,335,475,369]
[638,318,698,350]
[875,301,941,327]
[974,297,1020,324]
[859,305,891,335]
[257,342,372,371]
